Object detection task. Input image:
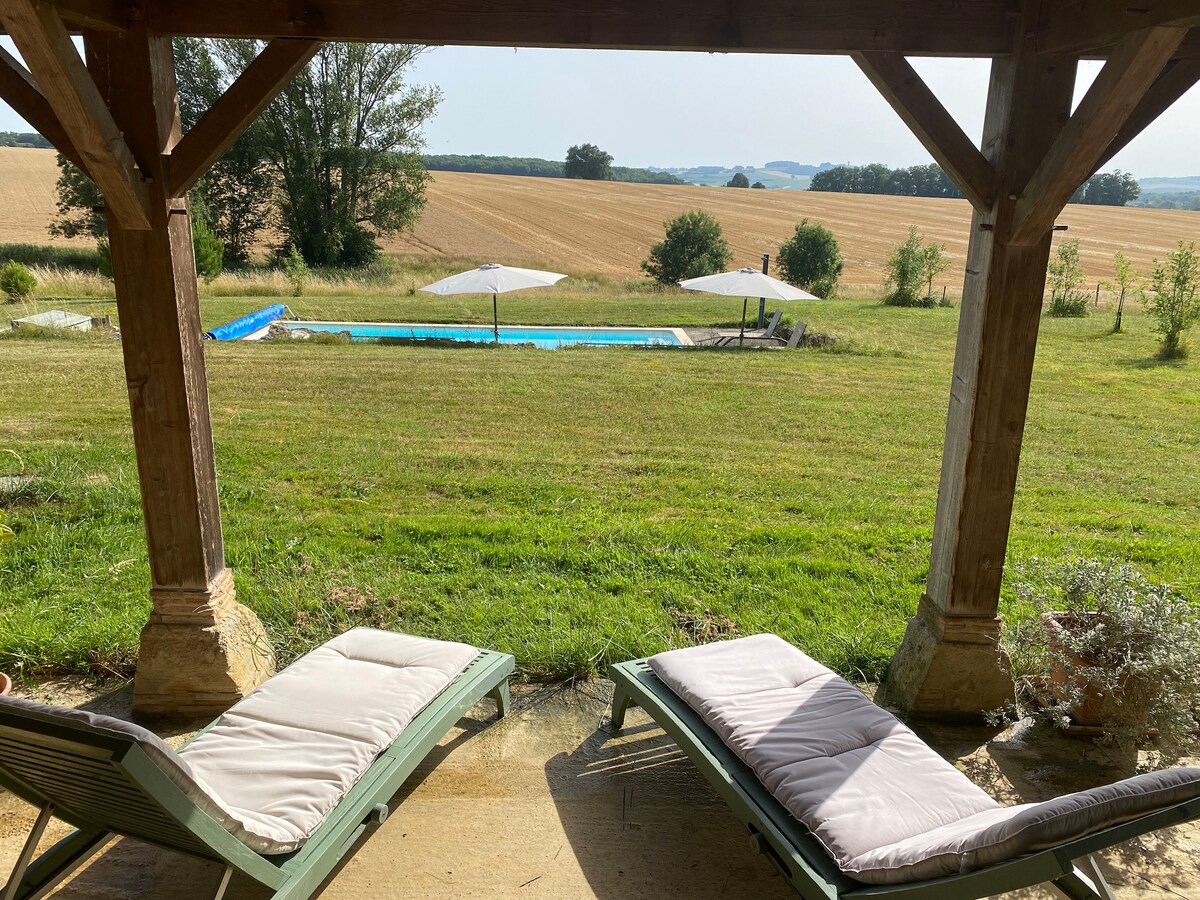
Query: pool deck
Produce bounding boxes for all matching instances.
[1,680,1196,899]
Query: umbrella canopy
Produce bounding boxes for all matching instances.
[420,264,568,342]
[679,268,817,345]
[420,263,568,297]
[678,267,818,301]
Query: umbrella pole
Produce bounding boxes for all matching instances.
[739,297,748,346]
[493,293,499,343]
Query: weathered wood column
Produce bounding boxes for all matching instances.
[879,51,1078,718]
[85,27,275,717]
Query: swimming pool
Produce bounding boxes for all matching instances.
[259,321,692,348]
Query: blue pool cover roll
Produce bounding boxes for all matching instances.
[206,304,288,341]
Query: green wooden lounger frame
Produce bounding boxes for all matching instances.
[610,658,1200,900]
[0,649,514,900]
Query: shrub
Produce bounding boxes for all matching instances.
[1104,250,1140,334]
[776,219,843,298]
[97,224,226,284]
[339,224,382,268]
[882,226,933,307]
[921,242,950,298]
[641,211,731,285]
[97,239,113,279]
[0,260,37,302]
[283,246,311,297]
[725,172,750,188]
[192,220,224,283]
[1143,240,1200,359]
[997,557,1200,761]
[1046,239,1090,317]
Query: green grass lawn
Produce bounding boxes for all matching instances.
[1,294,1196,684]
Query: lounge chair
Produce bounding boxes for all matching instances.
[715,309,784,347]
[609,634,1200,900]
[786,320,808,348]
[0,628,514,900]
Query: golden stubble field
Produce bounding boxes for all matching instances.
[3,147,1198,285]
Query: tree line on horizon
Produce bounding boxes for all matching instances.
[424,152,686,185]
[812,162,1141,206]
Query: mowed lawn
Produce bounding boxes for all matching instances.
[1,296,1197,682]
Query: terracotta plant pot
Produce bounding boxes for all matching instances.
[0,673,11,696]
[1042,611,1141,732]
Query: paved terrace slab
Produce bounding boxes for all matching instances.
[0,681,1196,899]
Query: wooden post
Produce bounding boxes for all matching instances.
[84,27,274,718]
[880,47,1078,718]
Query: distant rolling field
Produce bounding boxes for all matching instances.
[3,147,1198,287]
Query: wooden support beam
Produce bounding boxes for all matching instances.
[1011,26,1186,246]
[881,40,1079,718]
[0,43,86,170]
[0,0,150,229]
[127,0,1022,56]
[852,52,997,211]
[167,38,319,198]
[55,0,126,31]
[1039,0,1200,55]
[84,25,274,717]
[1093,57,1200,175]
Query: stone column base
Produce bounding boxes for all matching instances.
[878,594,1015,720]
[133,568,276,719]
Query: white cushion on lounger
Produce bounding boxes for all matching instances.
[0,629,479,857]
[179,629,479,854]
[649,634,1200,884]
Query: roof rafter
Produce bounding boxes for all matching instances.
[61,0,1026,56]
[1093,57,1200,176]
[0,42,87,170]
[167,38,321,197]
[1038,0,1200,55]
[1011,26,1188,246]
[852,52,996,211]
[0,0,150,229]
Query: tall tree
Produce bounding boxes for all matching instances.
[245,42,439,267]
[50,38,266,263]
[179,39,275,266]
[564,143,614,181]
[1070,170,1141,207]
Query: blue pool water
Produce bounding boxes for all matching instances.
[284,322,688,349]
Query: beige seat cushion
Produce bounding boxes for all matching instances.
[0,629,479,856]
[649,634,1200,884]
[179,629,480,853]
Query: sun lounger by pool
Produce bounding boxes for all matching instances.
[0,628,514,900]
[610,634,1200,899]
[715,309,784,346]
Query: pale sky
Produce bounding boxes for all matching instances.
[3,41,1199,177]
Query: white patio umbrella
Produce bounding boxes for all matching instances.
[679,267,817,344]
[419,263,568,342]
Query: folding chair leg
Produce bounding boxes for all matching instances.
[1052,855,1117,900]
[5,821,112,900]
[487,680,511,718]
[3,805,54,900]
[610,685,636,731]
[213,865,234,900]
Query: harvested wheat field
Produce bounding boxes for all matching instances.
[3,147,1198,286]
[0,147,78,247]
[393,170,1200,286]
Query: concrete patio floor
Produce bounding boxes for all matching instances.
[1,679,1197,899]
